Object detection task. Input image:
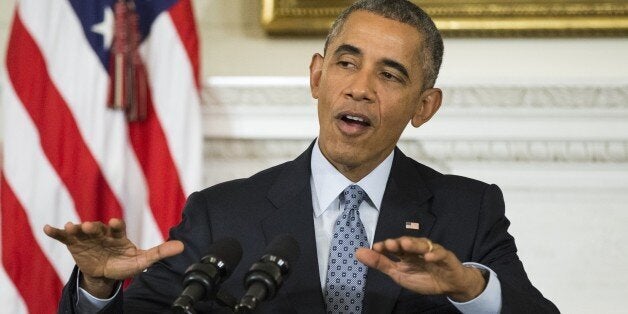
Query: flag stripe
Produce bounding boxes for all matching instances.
[0,263,29,314]
[142,13,202,196]
[6,13,123,222]
[17,0,164,247]
[128,88,186,238]
[1,176,63,314]
[168,0,200,89]
[2,0,202,311]
[1,67,78,280]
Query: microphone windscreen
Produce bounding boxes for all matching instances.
[265,234,300,266]
[204,237,243,273]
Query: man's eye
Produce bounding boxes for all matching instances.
[381,71,399,81]
[338,61,354,68]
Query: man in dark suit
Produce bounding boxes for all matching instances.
[46,0,558,313]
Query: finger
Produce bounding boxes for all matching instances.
[108,218,126,239]
[356,247,397,275]
[373,237,434,256]
[423,244,458,268]
[43,224,69,243]
[397,240,454,267]
[81,221,107,237]
[142,240,184,266]
[397,237,435,256]
[64,221,82,235]
[372,238,402,254]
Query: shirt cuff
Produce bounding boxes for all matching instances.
[75,270,121,313]
[448,262,502,314]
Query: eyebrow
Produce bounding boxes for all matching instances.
[333,44,362,57]
[333,44,410,81]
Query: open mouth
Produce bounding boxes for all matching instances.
[339,114,371,127]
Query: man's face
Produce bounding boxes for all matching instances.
[310,10,441,180]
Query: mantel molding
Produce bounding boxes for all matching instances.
[442,85,628,109]
[202,77,628,165]
[205,138,628,164]
[204,77,628,109]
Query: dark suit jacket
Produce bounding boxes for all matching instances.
[59,145,558,313]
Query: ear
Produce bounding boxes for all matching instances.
[411,88,442,128]
[309,53,324,99]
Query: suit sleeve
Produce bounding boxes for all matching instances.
[56,191,215,313]
[472,184,559,314]
[123,191,219,312]
[56,266,123,314]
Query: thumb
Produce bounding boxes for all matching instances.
[142,240,184,267]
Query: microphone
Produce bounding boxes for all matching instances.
[172,237,243,313]
[235,234,300,313]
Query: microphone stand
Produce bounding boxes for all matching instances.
[173,290,238,314]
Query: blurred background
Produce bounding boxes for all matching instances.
[1,1,627,313]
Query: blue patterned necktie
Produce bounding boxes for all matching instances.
[325,185,370,314]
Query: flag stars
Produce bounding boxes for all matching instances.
[91,6,114,49]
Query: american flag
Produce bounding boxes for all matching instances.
[0,0,202,312]
[406,221,420,230]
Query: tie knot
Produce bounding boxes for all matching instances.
[342,184,367,211]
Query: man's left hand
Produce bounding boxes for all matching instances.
[356,236,487,302]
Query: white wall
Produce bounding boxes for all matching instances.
[2,1,628,313]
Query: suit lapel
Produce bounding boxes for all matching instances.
[259,145,437,313]
[363,149,436,314]
[261,143,326,313]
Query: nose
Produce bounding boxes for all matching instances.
[343,69,374,102]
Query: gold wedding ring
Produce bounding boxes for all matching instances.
[426,239,434,253]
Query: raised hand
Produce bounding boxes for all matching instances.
[43,218,183,298]
[355,236,486,302]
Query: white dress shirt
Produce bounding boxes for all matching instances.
[310,140,502,313]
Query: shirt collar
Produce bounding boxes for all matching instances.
[311,139,394,217]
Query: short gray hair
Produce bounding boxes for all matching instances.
[324,0,444,90]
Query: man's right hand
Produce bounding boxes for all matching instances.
[43,218,184,298]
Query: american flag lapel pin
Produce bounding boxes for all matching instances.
[405,221,420,230]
